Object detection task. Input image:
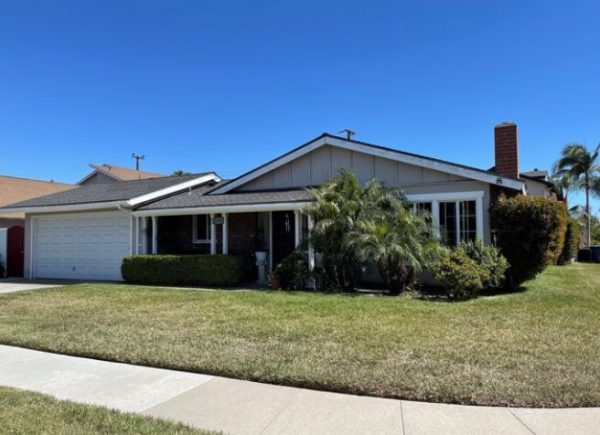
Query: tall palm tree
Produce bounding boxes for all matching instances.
[555,143,600,246]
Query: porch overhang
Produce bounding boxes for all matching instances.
[132,201,311,217]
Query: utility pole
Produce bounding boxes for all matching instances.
[339,129,356,140]
[131,153,145,171]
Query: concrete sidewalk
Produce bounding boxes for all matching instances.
[0,345,598,435]
[0,281,61,294]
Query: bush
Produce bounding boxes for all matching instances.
[431,249,488,300]
[490,195,568,289]
[457,240,509,289]
[121,255,247,287]
[270,250,310,290]
[559,219,581,265]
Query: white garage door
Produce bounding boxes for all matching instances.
[33,211,131,281]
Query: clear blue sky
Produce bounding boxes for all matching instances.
[1,1,598,211]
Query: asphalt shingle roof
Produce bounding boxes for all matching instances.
[3,174,209,209]
[137,187,311,210]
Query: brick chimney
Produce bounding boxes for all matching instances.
[494,122,519,179]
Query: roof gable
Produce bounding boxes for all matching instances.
[211,134,525,194]
[77,163,164,185]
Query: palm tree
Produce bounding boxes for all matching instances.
[551,168,575,203]
[555,143,600,246]
[346,206,439,295]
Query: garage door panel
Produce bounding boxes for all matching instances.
[34,212,131,281]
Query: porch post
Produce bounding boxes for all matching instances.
[134,217,139,255]
[222,213,229,255]
[268,211,273,272]
[141,217,148,254]
[294,210,301,247]
[307,215,315,271]
[151,216,158,254]
[210,213,217,255]
[431,200,440,239]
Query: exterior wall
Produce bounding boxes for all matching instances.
[0,217,24,229]
[525,179,554,199]
[237,146,474,191]
[157,213,258,256]
[0,228,6,273]
[79,172,116,186]
[236,145,493,243]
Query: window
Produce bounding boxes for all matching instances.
[193,215,211,243]
[439,202,457,247]
[459,200,477,243]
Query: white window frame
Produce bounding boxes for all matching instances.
[405,191,485,244]
[192,214,212,244]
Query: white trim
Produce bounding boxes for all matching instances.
[211,135,525,194]
[127,173,221,207]
[210,213,216,255]
[133,201,309,217]
[192,214,211,244]
[222,213,229,255]
[406,191,485,244]
[268,211,273,272]
[294,210,301,247]
[151,216,158,254]
[307,215,315,271]
[0,201,125,214]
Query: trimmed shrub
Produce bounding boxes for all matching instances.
[558,219,581,265]
[121,255,247,287]
[490,195,568,289]
[457,240,509,289]
[270,250,310,290]
[431,249,488,300]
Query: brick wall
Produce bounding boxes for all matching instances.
[494,123,519,179]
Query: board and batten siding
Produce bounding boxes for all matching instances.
[238,146,472,191]
[235,145,492,243]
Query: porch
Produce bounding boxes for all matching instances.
[131,206,315,275]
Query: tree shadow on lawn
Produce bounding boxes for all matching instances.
[412,284,528,303]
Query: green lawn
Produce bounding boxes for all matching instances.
[0,387,212,434]
[0,263,599,407]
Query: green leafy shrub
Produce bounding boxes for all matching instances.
[457,240,509,289]
[490,195,568,289]
[431,249,488,300]
[559,218,581,265]
[270,250,310,290]
[121,255,247,287]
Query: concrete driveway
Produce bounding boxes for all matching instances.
[0,279,66,295]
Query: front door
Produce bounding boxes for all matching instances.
[272,211,295,267]
[7,225,24,277]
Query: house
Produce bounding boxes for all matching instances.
[0,175,73,277]
[77,163,163,186]
[0,123,558,281]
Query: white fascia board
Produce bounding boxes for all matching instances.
[324,137,525,191]
[132,201,310,217]
[211,137,328,194]
[127,173,221,207]
[212,136,525,194]
[405,191,485,202]
[0,201,126,215]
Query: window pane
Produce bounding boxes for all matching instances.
[459,200,477,243]
[196,215,208,240]
[439,202,457,246]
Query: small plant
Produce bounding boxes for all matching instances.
[457,240,508,289]
[270,250,310,290]
[431,249,488,300]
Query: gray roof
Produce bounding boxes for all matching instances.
[3,174,211,209]
[137,187,311,210]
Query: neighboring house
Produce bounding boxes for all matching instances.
[0,123,559,281]
[0,175,73,229]
[78,163,163,185]
[0,175,73,277]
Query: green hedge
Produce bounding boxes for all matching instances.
[559,218,581,265]
[490,195,568,288]
[121,255,247,287]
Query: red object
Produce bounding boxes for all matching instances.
[494,123,519,179]
[7,225,25,277]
